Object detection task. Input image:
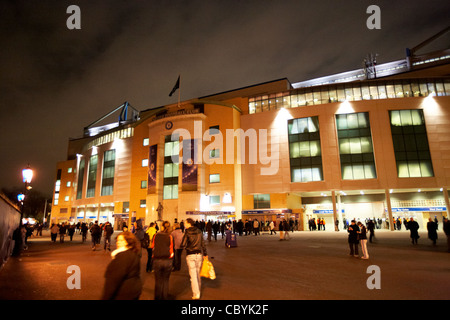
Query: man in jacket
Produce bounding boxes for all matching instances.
[103,222,114,251]
[181,218,208,300]
[347,220,360,257]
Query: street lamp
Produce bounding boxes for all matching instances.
[13,165,33,255]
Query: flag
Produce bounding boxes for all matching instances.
[169,75,180,97]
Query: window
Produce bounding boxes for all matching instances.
[209,149,220,159]
[288,116,323,182]
[68,168,72,173]
[123,201,130,213]
[86,155,98,198]
[209,125,220,134]
[64,196,70,202]
[163,135,179,199]
[209,174,220,184]
[254,194,270,209]
[336,112,376,180]
[101,150,115,196]
[66,181,71,187]
[141,180,147,189]
[389,109,434,178]
[142,159,149,167]
[143,138,149,146]
[76,158,85,199]
[209,195,220,205]
[140,200,146,208]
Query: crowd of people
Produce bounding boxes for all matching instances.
[20,213,450,300]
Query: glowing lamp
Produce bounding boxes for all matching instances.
[22,166,33,184]
[17,193,25,202]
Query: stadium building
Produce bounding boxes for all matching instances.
[50,31,450,231]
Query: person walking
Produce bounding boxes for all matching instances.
[367,219,375,243]
[68,224,75,241]
[101,231,142,300]
[145,222,157,272]
[181,218,208,300]
[50,223,59,242]
[171,223,183,271]
[427,217,438,246]
[151,221,174,300]
[347,220,360,257]
[90,221,101,251]
[443,217,450,253]
[408,218,420,245]
[357,222,369,259]
[253,219,260,236]
[59,223,66,243]
[103,221,114,251]
[81,222,88,242]
[269,221,276,235]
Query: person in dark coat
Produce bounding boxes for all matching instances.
[427,217,438,246]
[347,220,360,257]
[101,231,142,300]
[443,217,450,253]
[408,218,420,245]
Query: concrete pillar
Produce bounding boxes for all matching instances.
[332,191,338,231]
[337,194,343,231]
[385,189,394,231]
[443,188,449,218]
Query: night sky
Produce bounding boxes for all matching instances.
[1,0,449,196]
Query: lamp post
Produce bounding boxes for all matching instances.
[13,165,33,255]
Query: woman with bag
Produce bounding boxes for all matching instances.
[181,218,208,300]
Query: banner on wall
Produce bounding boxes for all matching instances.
[182,139,198,191]
[148,144,157,194]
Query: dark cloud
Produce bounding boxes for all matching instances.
[1,0,449,195]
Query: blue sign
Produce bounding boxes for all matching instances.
[389,207,446,212]
[313,209,345,214]
[241,209,292,215]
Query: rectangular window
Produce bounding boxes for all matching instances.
[141,180,147,189]
[209,195,220,205]
[101,150,115,196]
[76,158,85,199]
[254,194,270,209]
[288,116,323,182]
[143,138,149,146]
[209,174,220,184]
[140,200,146,208]
[389,109,434,178]
[336,112,377,180]
[86,155,98,198]
[123,201,130,213]
[209,149,220,159]
[163,135,179,199]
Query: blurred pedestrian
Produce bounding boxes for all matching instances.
[151,221,174,300]
[59,222,66,243]
[181,218,208,300]
[103,221,114,251]
[427,217,438,246]
[408,218,420,245]
[172,223,183,271]
[443,217,450,253]
[101,231,142,300]
[50,223,59,242]
[367,219,375,243]
[68,224,75,241]
[348,220,360,257]
[90,221,101,251]
[357,222,369,259]
[145,222,157,272]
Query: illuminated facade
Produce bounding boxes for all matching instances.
[50,49,450,231]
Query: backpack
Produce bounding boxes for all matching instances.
[141,232,150,249]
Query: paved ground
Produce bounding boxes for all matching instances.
[0,228,449,300]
